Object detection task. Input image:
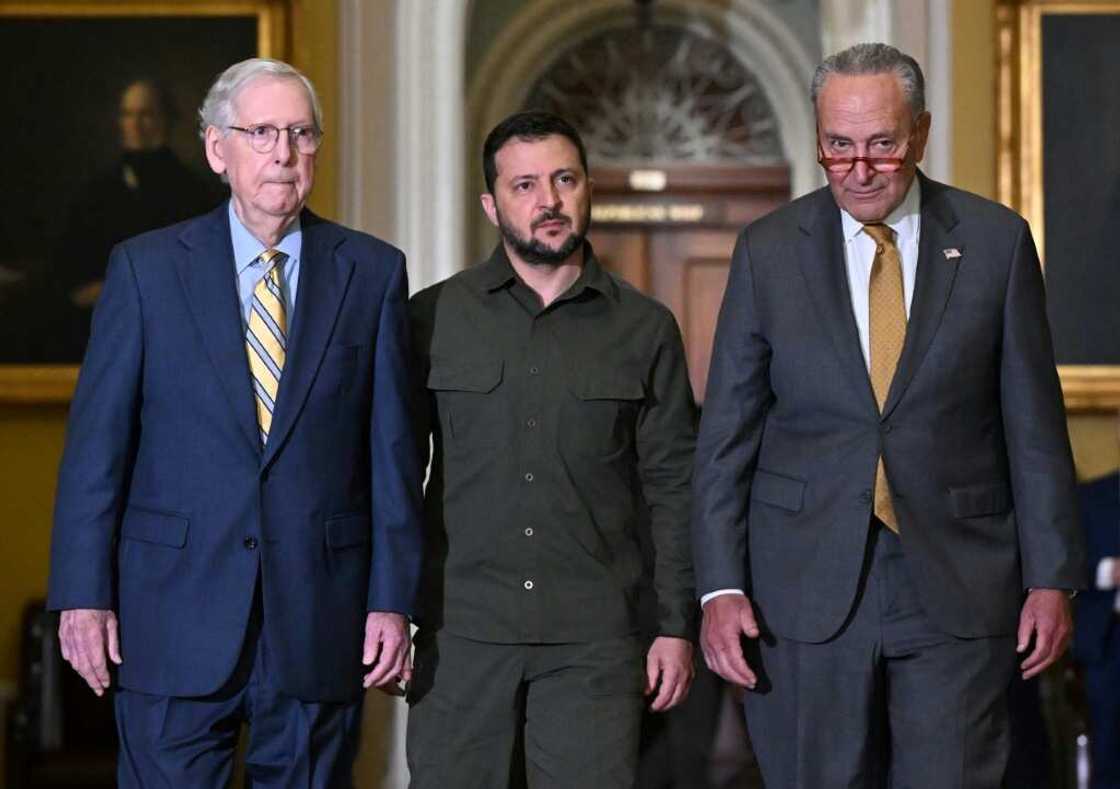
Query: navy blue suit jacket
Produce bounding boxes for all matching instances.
[693,174,1085,642]
[1073,472,1120,665]
[47,203,424,702]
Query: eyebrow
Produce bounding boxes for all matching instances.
[509,167,578,182]
[823,130,897,142]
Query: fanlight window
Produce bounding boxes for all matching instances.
[524,24,785,165]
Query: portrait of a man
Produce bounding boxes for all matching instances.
[0,12,257,364]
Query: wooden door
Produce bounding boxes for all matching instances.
[588,165,790,402]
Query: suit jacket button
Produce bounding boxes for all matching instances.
[244,537,259,550]
[860,489,872,503]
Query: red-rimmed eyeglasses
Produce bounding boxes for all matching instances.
[816,130,915,175]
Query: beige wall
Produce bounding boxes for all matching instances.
[951,0,996,200]
[0,408,67,681]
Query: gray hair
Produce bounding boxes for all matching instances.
[810,43,926,118]
[197,58,323,140]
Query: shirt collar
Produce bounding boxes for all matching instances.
[473,241,618,302]
[228,200,302,274]
[840,175,921,244]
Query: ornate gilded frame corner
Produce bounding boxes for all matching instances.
[996,0,1120,412]
[0,0,289,404]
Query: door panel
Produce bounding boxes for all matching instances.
[587,166,789,403]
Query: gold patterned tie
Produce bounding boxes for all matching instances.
[864,224,906,532]
[245,249,287,447]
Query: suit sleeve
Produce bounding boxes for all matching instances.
[999,220,1086,591]
[367,252,425,615]
[690,230,773,597]
[47,244,144,611]
[635,313,698,639]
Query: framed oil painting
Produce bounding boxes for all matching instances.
[997,0,1120,410]
[0,1,288,402]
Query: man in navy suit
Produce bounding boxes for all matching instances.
[1074,470,1120,789]
[46,58,424,787]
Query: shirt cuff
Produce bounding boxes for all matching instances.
[701,589,746,607]
[1097,558,1117,590]
[1027,587,1079,599]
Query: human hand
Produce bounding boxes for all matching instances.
[1017,589,1073,680]
[362,611,411,693]
[645,636,694,712]
[700,594,759,689]
[58,609,122,696]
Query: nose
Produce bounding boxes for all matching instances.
[850,159,875,185]
[273,130,297,165]
[540,180,561,210]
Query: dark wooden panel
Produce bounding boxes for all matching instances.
[586,165,789,402]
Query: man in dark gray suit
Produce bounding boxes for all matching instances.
[691,43,1085,787]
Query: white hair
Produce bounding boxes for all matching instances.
[197,58,323,140]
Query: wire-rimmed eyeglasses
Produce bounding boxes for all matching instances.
[227,124,323,155]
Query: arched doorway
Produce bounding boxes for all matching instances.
[507,15,796,400]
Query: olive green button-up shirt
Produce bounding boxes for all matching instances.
[409,243,697,644]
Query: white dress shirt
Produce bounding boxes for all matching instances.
[701,179,923,607]
[1096,558,1120,612]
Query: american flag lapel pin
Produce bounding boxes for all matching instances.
[942,248,962,261]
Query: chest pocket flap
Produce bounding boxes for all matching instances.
[426,359,504,447]
[564,368,645,458]
[427,359,503,393]
[573,371,645,402]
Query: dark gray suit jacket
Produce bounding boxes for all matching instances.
[691,173,1085,643]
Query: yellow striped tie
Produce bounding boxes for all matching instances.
[245,249,287,446]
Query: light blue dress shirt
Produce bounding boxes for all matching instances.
[229,200,302,330]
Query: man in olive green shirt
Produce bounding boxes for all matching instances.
[406,111,697,788]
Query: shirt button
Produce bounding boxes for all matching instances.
[876,245,884,254]
[526,417,537,429]
[524,580,534,590]
[524,527,534,537]
[244,536,259,550]
[529,365,540,375]
[524,472,534,483]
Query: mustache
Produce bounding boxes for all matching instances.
[531,210,571,230]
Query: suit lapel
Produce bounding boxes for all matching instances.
[176,205,261,454]
[261,212,353,468]
[882,175,963,418]
[796,191,880,413]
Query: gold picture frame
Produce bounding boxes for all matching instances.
[997,0,1120,411]
[0,0,289,404]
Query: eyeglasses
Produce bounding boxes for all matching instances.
[816,130,914,175]
[227,124,323,155]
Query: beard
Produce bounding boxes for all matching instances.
[496,205,590,266]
